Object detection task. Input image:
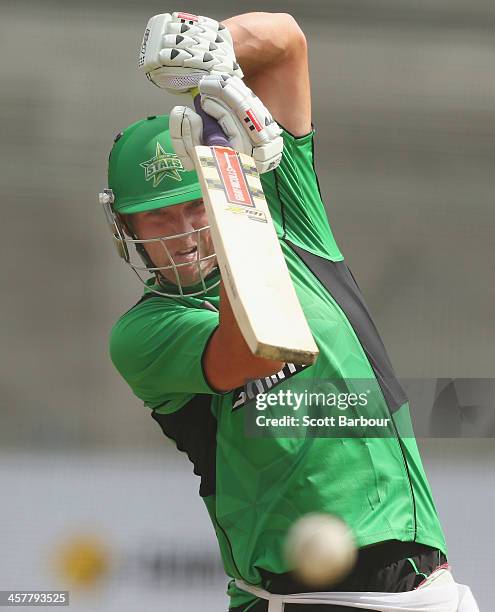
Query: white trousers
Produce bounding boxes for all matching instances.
[235,568,480,612]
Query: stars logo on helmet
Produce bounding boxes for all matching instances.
[140,142,185,187]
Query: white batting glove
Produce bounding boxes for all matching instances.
[170,74,284,174]
[169,106,203,171]
[139,12,243,93]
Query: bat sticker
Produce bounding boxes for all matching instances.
[212,147,254,207]
[225,204,267,223]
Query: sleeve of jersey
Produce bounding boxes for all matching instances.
[109,300,221,414]
[260,128,344,261]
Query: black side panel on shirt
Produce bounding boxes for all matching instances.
[231,541,446,611]
[286,241,407,414]
[151,394,217,497]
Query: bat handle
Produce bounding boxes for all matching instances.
[193,92,231,147]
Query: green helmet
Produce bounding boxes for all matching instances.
[99,115,219,298]
[108,114,202,214]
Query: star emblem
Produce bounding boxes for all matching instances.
[140,142,185,187]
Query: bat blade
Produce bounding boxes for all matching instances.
[193,144,319,365]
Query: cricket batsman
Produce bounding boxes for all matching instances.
[100,11,479,611]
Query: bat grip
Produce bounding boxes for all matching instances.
[193,93,230,147]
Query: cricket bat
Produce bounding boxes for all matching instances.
[190,91,319,365]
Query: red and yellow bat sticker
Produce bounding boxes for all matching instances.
[212,147,255,207]
[225,204,267,223]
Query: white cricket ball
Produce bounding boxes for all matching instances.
[284,513,357,587]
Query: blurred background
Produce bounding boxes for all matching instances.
[1,0,494,610]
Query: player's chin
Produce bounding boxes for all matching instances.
[166,260,217,288]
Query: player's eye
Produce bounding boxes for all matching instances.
[147,208,167,218]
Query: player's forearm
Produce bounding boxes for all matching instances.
[223,12,311,136]
[223,13,305,80]
[204,283,284,391]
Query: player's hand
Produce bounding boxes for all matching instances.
[170,74,284,174]
[139,12,243,93]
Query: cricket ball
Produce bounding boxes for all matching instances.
[284,513,357,587]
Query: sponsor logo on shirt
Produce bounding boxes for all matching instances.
[232,363,307,410]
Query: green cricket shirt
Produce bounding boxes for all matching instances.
[110,128,447,608]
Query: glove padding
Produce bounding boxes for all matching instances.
[170,74,284,174]
[139,12,243,93]
[169,105,203,172]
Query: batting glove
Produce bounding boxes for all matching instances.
[170,74,284,174]
[139,12,243,93]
